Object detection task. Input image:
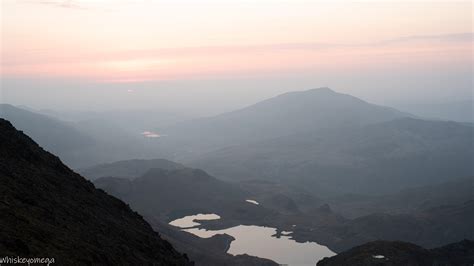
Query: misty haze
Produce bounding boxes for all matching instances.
[1,1,473,266]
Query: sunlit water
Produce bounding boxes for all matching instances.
[169,213,221,228]
[245,199,259,205]
[169,213,336,266]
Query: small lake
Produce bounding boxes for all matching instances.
[245,199,259,205]
[169,213,336,266]
[169,213,221,228]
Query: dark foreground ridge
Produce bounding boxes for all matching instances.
[317,240,474,266]
[0,118,190,265]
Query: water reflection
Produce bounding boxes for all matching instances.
[169,213,220,228]
[245,199,259,205]
[170,214,336,266]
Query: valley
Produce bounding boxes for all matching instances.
[2,2,472,264]
[1,88,473,265]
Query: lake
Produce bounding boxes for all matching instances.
[169,213,221,228]
[169,213,336,266]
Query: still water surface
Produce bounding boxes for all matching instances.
[170,213,336,266]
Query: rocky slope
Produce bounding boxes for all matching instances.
[0,118,190,265]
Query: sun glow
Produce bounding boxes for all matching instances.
[1,0,472,82]
[98,59,171,72]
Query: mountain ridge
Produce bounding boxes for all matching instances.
[190,117,474,195]
[0,118,190,265]
[79,158,185,180]
[159,87,411,158]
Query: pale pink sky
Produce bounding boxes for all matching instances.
[0,0,472,114]
[1,0,472,82]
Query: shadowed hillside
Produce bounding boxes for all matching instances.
[0,118,190,265]
[0,104,95,156]
[317,240,474,266]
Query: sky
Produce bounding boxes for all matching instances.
[1,0,473,115]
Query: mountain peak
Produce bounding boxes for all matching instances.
[308,87,335,93]
[165,87,409,153]
[279,87,337,98]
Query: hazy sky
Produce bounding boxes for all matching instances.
[1,0,472,115]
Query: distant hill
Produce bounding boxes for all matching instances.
[160,88,410,157]
[318,240,474,266]
[396,100,473,123]
[0,104,95,157]
[79,158,185,180]
[88,159,326,218]
[340,200,474,250]
[191,118,474,195]
[93,168,283,265]
[329,177,474,218]
[273,194,473,254]
[0,104,174,168]
[0,118,190,265]
[94,168,250,220]
[39,108,191,133]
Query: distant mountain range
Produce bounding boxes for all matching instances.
[111,87,471,195]
[160,88,410,157]
[38,108,190,134]
[396,100,473,123]
[0,104,171,168]
[2,114,471,264]
[190,117,473,195]
[3,89,472,196]
[0,104,95,157]
[79,158,185,180]
[0,118,190,265]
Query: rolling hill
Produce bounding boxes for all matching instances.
[190,118,474,195]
